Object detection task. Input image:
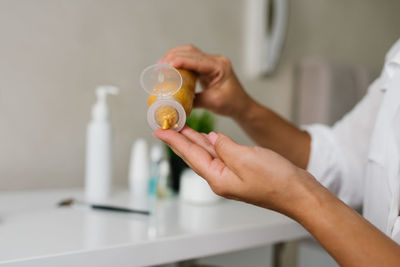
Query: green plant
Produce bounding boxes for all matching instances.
[186,110,215,133]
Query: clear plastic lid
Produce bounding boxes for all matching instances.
[140,64,182,97]
[147,98,186,132]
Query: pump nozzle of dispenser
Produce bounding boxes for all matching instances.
[92,86,120,120]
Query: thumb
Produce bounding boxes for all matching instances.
[212,133,249,178]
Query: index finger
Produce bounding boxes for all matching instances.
[153,129,214,177]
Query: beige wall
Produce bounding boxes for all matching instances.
[1,0,399,191]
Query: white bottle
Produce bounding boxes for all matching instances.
[148,144,163,197]
[85,85,119,202]
[157,160,170,198]
[128,139,149,200]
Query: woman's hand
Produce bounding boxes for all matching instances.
[159,45,311,169]
[154,126,314,216]
[159,45,253,119]
[155,127,400,267]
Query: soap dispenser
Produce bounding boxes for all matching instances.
[85,85,119,202]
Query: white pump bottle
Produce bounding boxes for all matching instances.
[85,85,119,202]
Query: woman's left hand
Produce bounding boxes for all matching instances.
[154,126,316,217]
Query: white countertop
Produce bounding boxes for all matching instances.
[0,189,308,267]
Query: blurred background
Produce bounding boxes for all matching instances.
[1,0,399,191]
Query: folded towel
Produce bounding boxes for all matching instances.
[294,58,374,126]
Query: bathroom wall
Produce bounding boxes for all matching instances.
[0,0,399,191]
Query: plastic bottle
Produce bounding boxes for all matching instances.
[85,85,119,202]
[128,138,149,200]
[140,64,197,131]
[157,159,171,198]
[148,144,163,197]
[179,169,221,204]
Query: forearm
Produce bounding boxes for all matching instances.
[233,99,310,169]
[292,174,400,267]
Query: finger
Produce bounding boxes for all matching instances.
[206,157,244,199]
[213,133,252,179]
[200,132,208,138]
[180,126,218,158]
[154,128,243,196]
[162,53,216,75]
[153,128,214,178]
[207,132,219,145]
[159,46,201,65]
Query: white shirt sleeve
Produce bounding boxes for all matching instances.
[303,79,384,208]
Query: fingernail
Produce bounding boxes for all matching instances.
[208,131,219,145]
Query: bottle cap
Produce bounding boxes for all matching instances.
[140,64,182,97]
[147,98,186,131]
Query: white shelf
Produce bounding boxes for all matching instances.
[0,189,308,266]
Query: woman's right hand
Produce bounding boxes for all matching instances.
[159,44,253,119]
[159,45,311,171]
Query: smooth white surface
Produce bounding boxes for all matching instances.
[0,189,308,266]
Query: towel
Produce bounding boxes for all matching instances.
[294,58,374,126]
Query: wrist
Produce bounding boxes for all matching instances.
[231,96,260,122]
[284,170,327,222]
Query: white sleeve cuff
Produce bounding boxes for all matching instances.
[301,124,343,196]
